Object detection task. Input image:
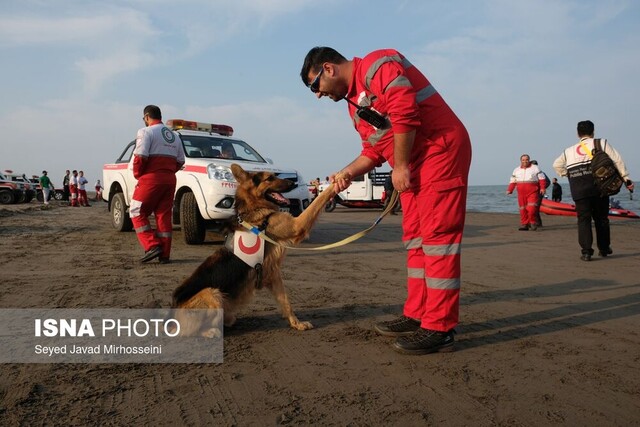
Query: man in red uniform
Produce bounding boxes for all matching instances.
[301,47,472,355]
[506,154,546,231]
[130,105,185,264]
[69,170,79,207]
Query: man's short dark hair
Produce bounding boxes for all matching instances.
[577,120,594,137]
[300,46,347,86]
[144,105,162,120]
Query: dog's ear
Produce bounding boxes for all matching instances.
[231,163,249,183]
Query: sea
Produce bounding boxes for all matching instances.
[466,184,640,215]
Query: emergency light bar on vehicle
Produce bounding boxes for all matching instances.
[166,119,234,137]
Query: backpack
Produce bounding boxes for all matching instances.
[542,172,551,190]
[590,138,624,197]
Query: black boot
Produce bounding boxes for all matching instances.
[374,316,420,337]
[393,328,455,355]
[141,246,162,263]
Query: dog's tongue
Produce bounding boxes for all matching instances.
[270,192,290,205]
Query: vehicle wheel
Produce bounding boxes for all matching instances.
[36,191,44,203]
[325,198,336,212]
[180,192,206,244]
[0,190,15,204]
[24,193,34,203]
[54,190,64,201]
[16,192,26,203]
[111,192,133,232]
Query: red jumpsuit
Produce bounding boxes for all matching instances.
[69,174,79,207]
[130,121,185,259]
[77,176,89,206]
[349,50,472,332]
[507,165,546,227]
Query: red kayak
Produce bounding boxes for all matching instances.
[540,199,640,219]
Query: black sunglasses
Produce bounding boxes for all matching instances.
[308,68,324,93]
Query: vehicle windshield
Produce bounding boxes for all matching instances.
[180,135,266,163]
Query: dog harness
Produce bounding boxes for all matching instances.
[226,213,274,289]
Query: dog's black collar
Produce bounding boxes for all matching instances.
[237,212,275,232]
[259,213,275,231]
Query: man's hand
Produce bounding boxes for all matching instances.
[392,165,411,192]
[331,171,352,192]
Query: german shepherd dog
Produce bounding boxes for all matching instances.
[172,164,336,337]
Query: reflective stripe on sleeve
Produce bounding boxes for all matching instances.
[416,85,438,103]
[367,127,391,146]
[386,75,412,90]
[364,54,404,89]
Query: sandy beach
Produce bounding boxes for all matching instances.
[0,201,639,426]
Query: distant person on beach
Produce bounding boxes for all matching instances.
[130,105,185,264]
[551,178,562,202]
[506,154,547,231]
[530,160,550,227]
[62,170,70,202]
[609,198,621,209]
[69,170,79,207]
[553,120,634,261]
[77,171,90,207]
[38,171,54,206]
[301,46,471,355]
[94,179,103,201]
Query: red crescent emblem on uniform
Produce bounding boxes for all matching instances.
[238,234,261,254]
[576,145,586,156]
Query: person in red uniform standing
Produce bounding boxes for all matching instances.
[77,170,90,207]
[301,47,472,355]
[506,154,546,231]
[69,170,79,207]
[130,105,185,264]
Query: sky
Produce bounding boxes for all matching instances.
[1,0,639,187]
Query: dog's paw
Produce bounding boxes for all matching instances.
[291,321,314,331]
[201,327,223,338]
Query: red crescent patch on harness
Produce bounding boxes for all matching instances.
[238,234,261,254]
[232,230,265,267]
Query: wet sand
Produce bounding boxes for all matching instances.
[0,202,639,425]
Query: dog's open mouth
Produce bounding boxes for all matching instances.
[266,191,290,207]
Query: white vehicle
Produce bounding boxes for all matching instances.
[318,170,389,212]
[103,119,311,244]
[0,172,27,204]
[1,170,36,203]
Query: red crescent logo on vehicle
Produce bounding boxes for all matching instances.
[238,234,261,254]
